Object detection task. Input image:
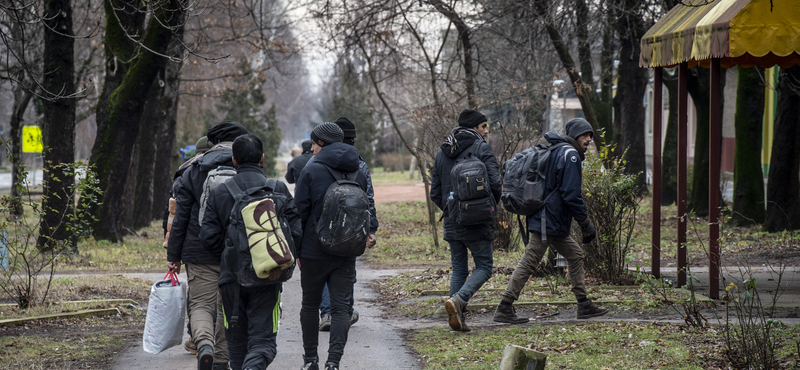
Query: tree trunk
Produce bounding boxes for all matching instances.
[130,75,161,229]
[614,2,648,191]
[38,0,76,252]
[661,72,679,205]
[9,85,32,216]
[150,56,182,221]
[90,0,182,241]
[731,66,765,226]
[687,67,725,216]
[764,65,800,232]
[427,0,476,108]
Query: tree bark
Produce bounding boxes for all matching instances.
[90,0,182,241]
[150,41,182,221]
[687,67,725,216]
[731,66,765,226]
[38,0,76,252]
[764,65,800,232]
[661,71,679,205]
[9,84,32,217]
[129,75,162,229]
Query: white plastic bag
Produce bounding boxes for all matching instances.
[143,271,187,354]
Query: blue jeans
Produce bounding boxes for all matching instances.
[320,283,354,317]
[448,239,494,302]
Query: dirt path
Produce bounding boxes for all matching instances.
[112,262,421,370]
[373,184,428,204]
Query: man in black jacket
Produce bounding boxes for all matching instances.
[285,140,313,184]
[430,109,502,332]
[294,122,378,370]
[167,121,248,370]
[200,134,302,370]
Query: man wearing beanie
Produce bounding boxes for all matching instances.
[285,140,313,184]
[430,109,501,332]
[312,116,378,332]
[493,117,607,324]
[294,122,378,370]
[168,120,249,370]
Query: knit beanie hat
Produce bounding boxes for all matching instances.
[207,121,249,144]
[310,122,344,145]
[334,117,357,139]
[301,140,313,153]
[565,118,594,140]
[195,136,212,152]
[458,109,487,128]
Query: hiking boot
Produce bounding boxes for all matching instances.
[319,314,332,332]
[577,299,608,319]
[184,336,198,355]
[301,355,319,370]
[349,309,359,326]
[444,294,468,331]
[493,304,529,324]
[325,362,339,370]
[197,345,214,370]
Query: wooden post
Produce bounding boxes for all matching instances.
[677,63,688,288]
[708,58,721,299]
[652,67,663,279]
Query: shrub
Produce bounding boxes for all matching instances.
[377,153,411,172]
[572,139,641,284]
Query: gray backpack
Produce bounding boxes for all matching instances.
[198,166,237,226]
[500,142,569,215]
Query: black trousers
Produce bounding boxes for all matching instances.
[300,258,357,365]
[220,283,281,370]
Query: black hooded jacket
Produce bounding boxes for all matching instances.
[294,142,376,261]
[167,144,235,265]
[199,163,302,286]
[285,152,313,184]
[430,128,502,241]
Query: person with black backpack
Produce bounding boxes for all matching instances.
[294,122,377,370]
[430,109,502,332]
[492,118,608,324]
[200,134,302,370]
[168,121,249,370]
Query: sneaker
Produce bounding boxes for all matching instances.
[319,314,332,332]
[577,299,609,319]
[301,355,319,370]
[325,362,339,370]
[211,363,230,370]
[493,304,529,324]
[444,294,468,331]
[184,336,198,355]
[197,344,214,370]
[349,309,359,326]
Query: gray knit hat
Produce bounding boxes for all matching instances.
[565,118,594,140]
[310,122,344,145]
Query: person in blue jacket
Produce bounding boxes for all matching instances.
[493,118,608,324]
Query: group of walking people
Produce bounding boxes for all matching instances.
[161,108,608,370]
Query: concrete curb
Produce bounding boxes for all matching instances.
[0,308,121,326]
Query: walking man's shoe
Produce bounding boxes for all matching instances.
[185,336,198,355]
[349,309,359,326]
[493,304,529,324]
[301,355,319,370]
[576,299,608,319]
[325,362,339,370]
[319,314,332,332]
[211,362,230,370]
[445,294,468,331]
[197,344,214,370]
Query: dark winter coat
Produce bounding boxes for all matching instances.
[167,144,235,265]
[304,155,378,234]
[430,128,502,241]
[526,131,589,237]
[285,152,313,184]
[294,142,377,261]
[199,163,302,286]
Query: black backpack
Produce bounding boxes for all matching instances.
[500,142,569,215]
[224,178,296,287]
[315,164,371,256]
[448,142,496,225]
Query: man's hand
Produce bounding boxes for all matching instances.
[296,258,302,271]
[167,261,181,274]
[579,219,596,244]
[367,234,377,249]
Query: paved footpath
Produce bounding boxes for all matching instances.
[113,262,422,370]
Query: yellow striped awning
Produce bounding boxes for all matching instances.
[640,0,800,68]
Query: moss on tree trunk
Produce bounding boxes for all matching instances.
[731,66,765,226]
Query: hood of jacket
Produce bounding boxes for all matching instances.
[441,127,484,159]
[314,142,360,173]
[197,144,234,172]
[545,130,584,160]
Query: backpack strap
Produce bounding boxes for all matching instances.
[224,179,244,198]
[537,142,570,245]
[321,163,358,183]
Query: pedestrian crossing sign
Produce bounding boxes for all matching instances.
[22,126,43,153]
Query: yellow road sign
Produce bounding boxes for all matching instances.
[22,126,43,153]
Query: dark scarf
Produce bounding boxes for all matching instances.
[441,127,484,158]
[565,136,586,161]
